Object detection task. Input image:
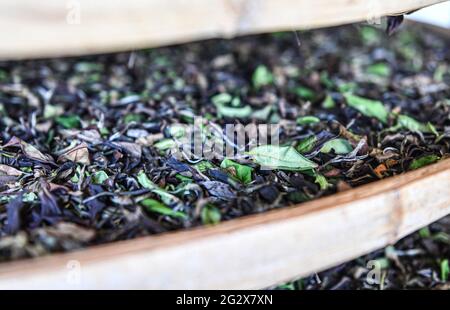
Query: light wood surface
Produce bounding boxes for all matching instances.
[0,0,445,59]
[0,158,448,289]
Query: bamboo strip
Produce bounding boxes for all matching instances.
[0,0,445,59]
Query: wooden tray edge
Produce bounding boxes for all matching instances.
[0,0,445,60]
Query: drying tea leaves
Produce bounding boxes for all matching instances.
[314,173,331,191]
[201,205,221,225]
[2,137,54,164]
[92,171,109,185]
[141,199,187,219]
[220,158,253,184]
[441,259,449,282]
[366,63,391,77]
[396,114,432,133]
[321,94,336,109]
[55,115,81,129]
[320,139,353,155]
[409,155,440,170]
[0,22,448,266]
[344,93,389,123]
[248,145,318,171]
[296,135,317,154]
[297,116,320,125]
[295,86,316,100]
[252,65,274,89]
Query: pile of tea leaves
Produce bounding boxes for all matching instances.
[0,23,449,261]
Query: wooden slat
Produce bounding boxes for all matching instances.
[0,0,445,60]
[0,158,449,289]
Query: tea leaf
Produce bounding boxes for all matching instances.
[409,155,439,170]
[360,26,380,45]
[220,158,253,184]
[295,86,315,100]
[320,139,353,155]
[92,171,109,184]
[137,171,182,206]
[248,145,318,171]
[2,136,54,163]
[56,115,81,129]
[344,93,389,123]
[201,205,221,225]
[211,93,232,106]
[216,104,252,118]
[367,63,391,77]
[0,164,23,177]
[397,115,432,133]
[386,15,404,36]
[57,142,90,165]
[314,173,331,190]
[296,135,317,153]
[141,198,186,219]
[441,259,449,282]
[297,116,320,125]
[322,94,336,109]
[194,161,214,173]
[252,65,273,89]
[154,139,176,152]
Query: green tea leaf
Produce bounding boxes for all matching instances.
[409,155,439,170]
[360,26,380,45]
[320,138,353,155]
[201,204,221,225]
[419,227,431,238]
[216,104,252,118]
[397,114,432,133]
[211,93,232,106]
[154,139,176,152]
[141,198,186,219]
[92,171,109,184]
[175,174,193,182]
[123,114,143,124]
[338,82,357,93]
[344,93,389,123]
[23,192,38,202]
[296,116,320,125]
[137,170,156,189]
[56,115,81,129]
[248,145,318,171]
[252,65,274,89]
[137,170,181,206]
[220,158,253,184]
[322,94,336,109]
[194,161,214,172]
[296,135,317,153]
[367,63,391,77]
[295,86,315,100]
[320,72,334,89]
[168,124,186,138]
[441,259,449,282]
[314,173,331,190]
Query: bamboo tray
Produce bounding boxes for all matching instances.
[0,0,449,290]
[0,0,445,60]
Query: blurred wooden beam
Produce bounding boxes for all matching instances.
[0,0,445,59]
